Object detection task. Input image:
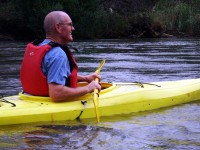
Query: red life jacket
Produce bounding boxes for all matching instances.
[20,40,78,96]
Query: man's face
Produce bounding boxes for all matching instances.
[58,15,75,44]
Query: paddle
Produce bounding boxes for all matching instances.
[93,59,105,122]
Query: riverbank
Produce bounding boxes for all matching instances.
[0,31,196,42]
[0,0,200,40]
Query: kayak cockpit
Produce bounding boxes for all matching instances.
[19,82,115,102]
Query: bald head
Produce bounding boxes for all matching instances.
[43,11,70,35]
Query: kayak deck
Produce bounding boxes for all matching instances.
[1,79,200,125]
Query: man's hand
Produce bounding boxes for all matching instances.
[86,80,101,93]
[85,72,101,83]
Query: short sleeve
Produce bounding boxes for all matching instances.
[42,47,71,85]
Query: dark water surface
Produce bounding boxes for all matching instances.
[0,38,200,149]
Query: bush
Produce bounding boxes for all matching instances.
[1,0,200,39]
[94,9,129,38]
[150,0,199,36]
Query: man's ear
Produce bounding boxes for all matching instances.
[55,23,62,34]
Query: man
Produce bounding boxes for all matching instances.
[20,11,101,102]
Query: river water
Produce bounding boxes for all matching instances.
[0,38,200,149]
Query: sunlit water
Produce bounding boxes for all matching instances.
[0,38,200,149]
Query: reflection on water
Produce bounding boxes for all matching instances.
[0,38,200,149]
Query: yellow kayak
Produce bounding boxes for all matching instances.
[1,78,200,125]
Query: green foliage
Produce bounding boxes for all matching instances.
[1,0,200,39]
[0,0,130,39]
[0,0,64,39]
[93,10,129,38]
[14,0,64,39]
[62,0,100,39]
[150,0,200,35]
[0,1,24,36]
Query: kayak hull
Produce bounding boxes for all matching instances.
[1,78,200,125]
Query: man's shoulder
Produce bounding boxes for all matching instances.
[43,46,68,67]
[47,46,66,57]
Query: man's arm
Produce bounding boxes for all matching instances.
[78,72,101,82]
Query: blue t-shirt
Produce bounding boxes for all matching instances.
[39,39,71,85]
